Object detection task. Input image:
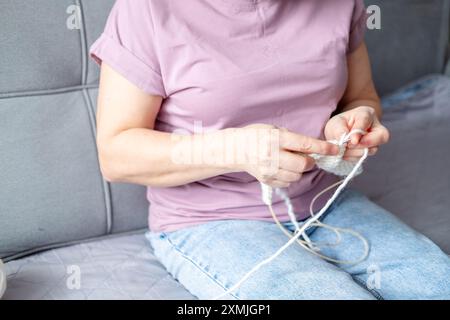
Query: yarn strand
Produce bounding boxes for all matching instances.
[212,129,369,300]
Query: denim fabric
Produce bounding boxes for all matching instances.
[147,188,450,300]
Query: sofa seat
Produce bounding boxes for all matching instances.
[3,233,195,300]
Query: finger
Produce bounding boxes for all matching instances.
[349,111,374,146]
[343,147,378,161]
[359,123,390,147]
[279,151,315,173]
[344,146,378,158]
[324,114,349,141]
[280,131,339,155]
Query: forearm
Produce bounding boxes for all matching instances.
[98,128,238,187]
[339,98,383,120]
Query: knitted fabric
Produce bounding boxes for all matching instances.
[261,134,364,206]
[310,139,363,177]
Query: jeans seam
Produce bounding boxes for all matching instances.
[162,234,241,300]
[352,274,384,300]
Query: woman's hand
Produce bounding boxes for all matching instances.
[235,124,340,188]
[324,106,390,162]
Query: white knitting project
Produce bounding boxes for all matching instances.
[310,133,363,177]
[213,129,370,300]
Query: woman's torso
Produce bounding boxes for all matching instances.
[147,0,361,232]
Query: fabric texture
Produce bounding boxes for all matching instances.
[310,139,364,177]
[2,234,194,300]
[0,0,83,93]
[89,0,368,233]
[0,259,6,298]
[0,0,149,261]
[0,91,108,259]
[364,0,450,96]
[148,188,450,300]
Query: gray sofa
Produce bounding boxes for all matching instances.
[1,0,449,300]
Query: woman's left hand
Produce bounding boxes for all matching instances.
[324,106,390,161]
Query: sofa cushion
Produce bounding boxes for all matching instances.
[364,0,450,96]
[2,233,195,300]
[0,0,83,94]
[0,0,149,261]
[0,0,115,94]
[354,75,450,254]
[0,87,149,261]
[0,90,108,259]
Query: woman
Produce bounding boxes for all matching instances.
[90,0,450,299]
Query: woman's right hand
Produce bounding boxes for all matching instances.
[234,124,340,188]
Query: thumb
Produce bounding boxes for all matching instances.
[325,115,349,142]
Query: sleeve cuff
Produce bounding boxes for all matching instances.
[89,33,167,98]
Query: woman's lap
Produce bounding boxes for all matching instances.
[313,189,450,299]
[147,188,450,300]
[147,218,375,300]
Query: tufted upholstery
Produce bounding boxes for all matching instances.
[0,0,149,261]
[364,0,450,95]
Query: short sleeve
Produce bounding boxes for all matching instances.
[347,0,368,54]
[89,0,166,97]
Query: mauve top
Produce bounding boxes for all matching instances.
[90,0,368,232]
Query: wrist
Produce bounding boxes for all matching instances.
[195,128,243,174]
[340,100,382,120]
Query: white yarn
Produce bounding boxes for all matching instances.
[261,182,273,206]
[310,132,363,177]
[275,188,301,231]
[212,129,369,300]
[276,130,365,237]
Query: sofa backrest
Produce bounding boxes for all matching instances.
[0,0,149,261]
[1,0,449,261]
[364,0,450,95]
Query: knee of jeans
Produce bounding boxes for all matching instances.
[237,266,376,300]
[413,251,450,279]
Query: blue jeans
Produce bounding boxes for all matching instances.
[147,189,450,300]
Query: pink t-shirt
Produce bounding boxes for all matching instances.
[90,0,367,232]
